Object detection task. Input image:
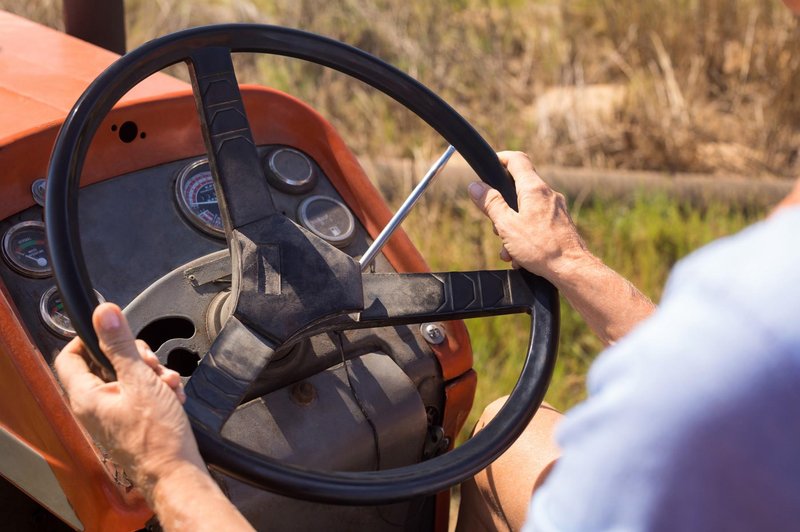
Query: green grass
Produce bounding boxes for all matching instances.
[400,191,763,440]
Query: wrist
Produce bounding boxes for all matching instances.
[142,457,211,507]
[544,245,597,286]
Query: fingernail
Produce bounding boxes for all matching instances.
[98,308,120,331]
[468,182,486,200]
[145,348,156,359]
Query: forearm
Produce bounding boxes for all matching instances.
[149,462,255,532]
[552,251,656,345]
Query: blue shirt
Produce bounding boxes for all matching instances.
[526,206,800,531]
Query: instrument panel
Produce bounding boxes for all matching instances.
[0,144,394,362]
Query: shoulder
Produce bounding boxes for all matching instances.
[527,208,800,531]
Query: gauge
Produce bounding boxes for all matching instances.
[297,195,356,248]
[39,286,105,338]
[175,159,225,237]
[2,221,51,278]
[266,147,317,194]
[31,178,47,207]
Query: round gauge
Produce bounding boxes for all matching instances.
[40,286,105,338]
[175,159,225,237]
[297,195,356,248]
[2,221,51,278]
[31,178,47,207]
[266,147,317,194]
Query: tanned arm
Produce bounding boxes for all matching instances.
[468,151,655,345]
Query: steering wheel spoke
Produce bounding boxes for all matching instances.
[357,270,538,327]
[188,46,277,230]
[185,316,278,432]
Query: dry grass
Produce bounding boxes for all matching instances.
[3,0,799,177]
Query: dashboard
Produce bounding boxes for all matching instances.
[0,142,426,373]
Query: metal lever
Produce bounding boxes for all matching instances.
[359,145,456,271]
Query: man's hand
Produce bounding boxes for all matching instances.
[55,303,255,531]
[468,151,590,280]
[54,303,202,499]
[468,151,656,345]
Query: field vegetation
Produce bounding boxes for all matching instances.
[1,0,792,436]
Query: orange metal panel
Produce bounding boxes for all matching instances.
[0,10,187,142]
[0,283,151,530]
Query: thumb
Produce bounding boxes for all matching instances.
[92,303,148,381]
[468,181,512,224]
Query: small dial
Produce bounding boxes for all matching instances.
[31,178,47,207]
[297,195,356,248]
[2,221,51,278]
[266,147,317,194]
[40,286,105,338]
[175,159,224,237]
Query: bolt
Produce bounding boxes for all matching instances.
[420,323,446,345]
[290,381,316,406]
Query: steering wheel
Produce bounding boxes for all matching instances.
[45,24,559,505]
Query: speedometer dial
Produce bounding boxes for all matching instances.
[175,159,225,237]
[2,221,51,278]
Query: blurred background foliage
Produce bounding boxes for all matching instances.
[0,0,790,436]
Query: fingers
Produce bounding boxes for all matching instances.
[500,246,512,262]
[497,151,548,198]
[54,337,105,400]
[468,182,513,224]
[92,303,150,381]
[136,340,159,370]
[133,340,185,403]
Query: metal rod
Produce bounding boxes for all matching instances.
[359,145,456,271]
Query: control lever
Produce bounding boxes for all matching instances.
[359,145,456,271]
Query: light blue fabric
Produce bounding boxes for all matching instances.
[525,206,800,532]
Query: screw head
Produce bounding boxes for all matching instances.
[420,323,446,345]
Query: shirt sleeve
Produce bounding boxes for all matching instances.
[524,207,800,532]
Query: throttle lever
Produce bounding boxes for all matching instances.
[359,145,456,271]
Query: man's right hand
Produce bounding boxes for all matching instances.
[467,151,591,281]
[468,151,656,345]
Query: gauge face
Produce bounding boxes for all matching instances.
[2,221,51,278]
[297,195,356,248]
[39,287,105,338]
[266,147,317,193]
[175,159,225,237]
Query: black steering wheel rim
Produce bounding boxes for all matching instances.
[45,24,559,505]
